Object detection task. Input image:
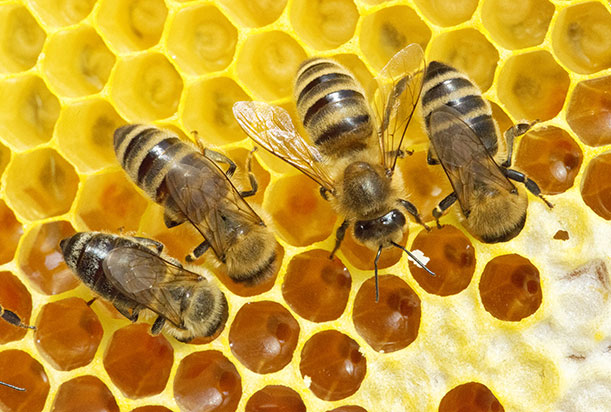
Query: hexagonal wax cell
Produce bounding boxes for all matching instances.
[218,0,287,28]
[413,0,478,27]
[438,382,505,412]
[51,376,118,412]
[245,386,306,412]
[580,152,611,220]
[0,201,22,265]
[0,4,45,73]
[0,350,50,412]
[566,76,611,147]
[0,271,32,343]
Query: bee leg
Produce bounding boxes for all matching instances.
[203,148,237,178]
[500,120,538,168]
[186,241,210,263]
[239,148,259,198]
[320,187,331,201]
[86,297,97,306]
[504,169,554,208]
[432,192,458,229]
[133,237,164,254]
[150,316,165,335]
[329,220,349,259]
[0,306,35,329]
[399,199,430,231]
[427,148,440,165]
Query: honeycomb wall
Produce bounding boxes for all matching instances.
[0,1,610,412]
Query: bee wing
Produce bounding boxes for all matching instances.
[428,106,516,215]
[374,43,426,173]
[233,101,336,192]
[102,247,202,327]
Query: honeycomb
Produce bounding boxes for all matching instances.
[0,0,610,411]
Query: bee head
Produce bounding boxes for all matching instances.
[353,209,406,250]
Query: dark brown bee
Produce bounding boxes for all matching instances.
[421,61,553,243]
[234,44,435,300]
[60,232,228,343]
[113,125,279,286]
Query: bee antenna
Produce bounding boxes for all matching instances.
[390,241,436,277]
[0,381,25,391]
[374,246,383,303]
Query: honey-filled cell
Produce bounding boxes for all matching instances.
[0,201,22,265]
[340,227,408,272]
[56,98,126,173]
[0,350,49,412]
[236,31,307,100]
[0,4,45,73]
[290,0,359,50]
[4,148,79,221]
[0,271,32,343]
[75,170,149,232]
[497,51,569,122]
[51,375,119,412]
[245,386,306,412]
[481,0,554,50]
[427,28,499,92]
[41,25,116,98]
[0,75,60,150]
[174,350,242,412]
[413,0,477,27]
[166,5,237,75]
[327,407,368,412]
[96,0,167,52]
[479,254,542,322]
[300,330,366,401]
[359,5,431,71]
[218,0,287,28]
[103,324,174,399]
[131,407,173,412]
[566,76,611,147]
[109,53,183,121]
[353,275,421,352]
[29,0,96,26]
[266,174,336,247]
[514,126,583,194]
[282,249,351,322]
[182,77,251,146]
[35,297,103,371]
[18,220,78,295]
[438,382,505,412]
[408,225,475,296]
[552,2,611,74]
[580,152,611,220]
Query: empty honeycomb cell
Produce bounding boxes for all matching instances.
[29,0,96,26]
[479,254,542,322]
[96,0,167,52]
[18,220,78,295]
[35,297,103,371]
[282,249,351,322]
[0,271,32,343]
[131,407,173,412]
[408,225,476,296]
[266,174,336,247]
[481,0,554,50]
[182,77,250,146]
[229,301,299,374]
[566,75,611,147]
[174,350,242,412]
[0,141,9,178]
[340,228,408,272]
[514,126,583,194]
[56,98,126,173]
[0,350,49,412]
[51,375,118,412]
[218,0,287,28]
[300,330,366,401]
[326,407,367,412]
[359,6,431,71]
[75,170,149,232]
[352,274,421,352]
[235,31,307,100]
[580,152,611,220]
[413,0,477,27]
[289,0,359,50]
[42,25,115,98]
[0,75,60,150]
[110,53,183,121]
[428,28,499,92]
[489,101,513,135]
[551,2,611,74]
[0,201,22,265]
[166,5,237,75]
[0,4,45,73]
[439,382,504,412]
[245,385,306,412]
[496,51,569,122]
[4,148,79,221]
[103,323,174,399]
[226,147,271,207]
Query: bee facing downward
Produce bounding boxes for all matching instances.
[233,44,435,301]
[421,61,553,243]
[113,125,280,286]
[60,232,228,343]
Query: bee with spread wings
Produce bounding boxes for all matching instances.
[234,43,435,301]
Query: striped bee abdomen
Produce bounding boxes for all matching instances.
[295,58,374,155]
[422,61,499,154]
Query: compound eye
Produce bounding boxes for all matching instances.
[386,210,406,228]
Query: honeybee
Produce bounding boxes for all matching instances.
[113,125,279,286]
[233,44,435,300]
[421,61,553,243]
[59,232,228,343]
